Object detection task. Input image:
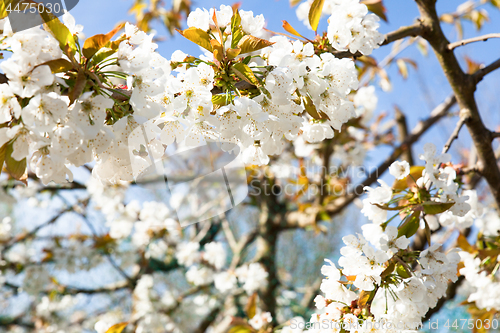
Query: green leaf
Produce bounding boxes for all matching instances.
[397,211,420,238]
[231,62,261,87]
[37,59,74,74]
[396,263,411,278]
[39,6,76,56]
[308,0,326,32]
[237,35,274,55]
[361,0,388,22]
[5,142,27,183]
[177,27,213,52]
[105,322,128,333]
[422,201,455,215]
[92,38,125,65]
[380,261,395,278]
[83,23,124,60]
[231,10,245,49]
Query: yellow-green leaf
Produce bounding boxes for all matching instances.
[38,5,76,57]
[393,166,424,190]
[228,326,254,333]
[361,0,388,22]
[0,0,18,20]
[245,292,258,319]
[37,59,74,74]
[422,201,455,215]
[105,322,128,333]
[397,211,420,238]
[282,20,305,38]
[231,10,245,49]
[212,94,229,106]
[358,289,376,308]
[380,261,395,278]
[308,0,325,32]
[5,142,27,183]
[92,38,125,65]
[302,96,321,120]
[396,263,411,278]
[457,233,475,254]
[177,27,213,52]
[0,142,7,171]
[83,23,124,60]
[231,62,260,87]
[237,35,274,55]
[227,48,242,60]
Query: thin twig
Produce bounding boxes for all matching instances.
[473,57,500,83]
[447,33,500,50]
[442,115,468,154]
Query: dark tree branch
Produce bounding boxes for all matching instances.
[447,33,500,50]
[416,0,500,210]
[473,57,500,83]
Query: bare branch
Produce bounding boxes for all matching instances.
[382,22,424,46]
[416,0,500,210]
[3,280,130,295]
[442,114,468,154]
[0,198,90,255]
[447,33,500,51]
[473,57,500,83]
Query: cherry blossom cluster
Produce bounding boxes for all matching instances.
[459,250,500,312]
[458,211,500,312]
[361,143,474,229]
[277,145,476,332]
[0,2,383,184]
[296,0,384,54]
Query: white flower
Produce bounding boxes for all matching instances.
[236,263,268,294]
[240,10,265,35]
[242,144,270,166]
[187,8,210,31]
[209,5,233,28]
[203,242,226,270]
[249,311,272,330]
[175,242,200,266]
[364,179,392,204]
[379,226,410,253]
[214,271,237,293]
[389,160,410,180]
